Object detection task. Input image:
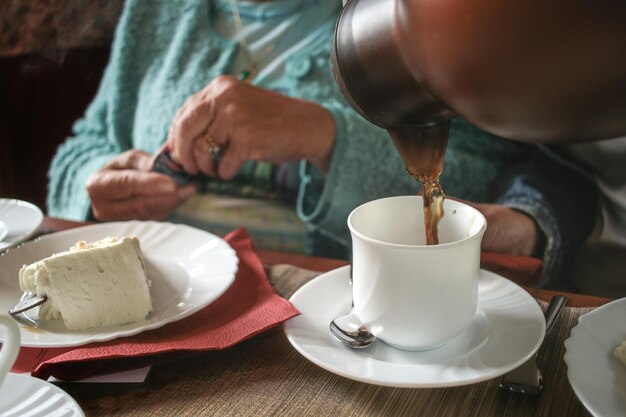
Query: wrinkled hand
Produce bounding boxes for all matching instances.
[166,75,336,179]
[468,202,539,257]
[86,150,196,221]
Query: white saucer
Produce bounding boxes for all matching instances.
[0,199,43,251]
[284,266,545,388]
[0,373,85,416]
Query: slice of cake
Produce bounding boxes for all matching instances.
[19,236,153,330]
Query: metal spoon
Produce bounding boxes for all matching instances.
[329,312,376,348]
[329,262,376,348]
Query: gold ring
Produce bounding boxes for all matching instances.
[203,132,223,161]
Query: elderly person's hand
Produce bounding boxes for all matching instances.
[86,150,196,221]
[166,75,336,179]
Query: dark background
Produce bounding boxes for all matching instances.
[0,0,123,212]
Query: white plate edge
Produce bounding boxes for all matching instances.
[1,220,239,347]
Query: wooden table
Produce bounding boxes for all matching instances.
[39,217,611,416]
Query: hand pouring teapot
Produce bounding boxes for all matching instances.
[331,0,626,143]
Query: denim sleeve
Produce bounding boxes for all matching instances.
[493,146,600,287]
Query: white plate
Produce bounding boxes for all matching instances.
[284,266,545,388]
[564,298,626,417]
[0,373,85,416]
[0,199,43,251]
[0,221,238,347]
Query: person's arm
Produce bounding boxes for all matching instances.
[491,146,600,287]
[164,76,337,181]
[47,60,123,220]
[48,0,205,221]
[48,48,196,222]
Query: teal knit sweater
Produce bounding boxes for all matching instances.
[48,0,552,263]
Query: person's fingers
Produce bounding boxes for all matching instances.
[194,137,218,177]
[216,154,242,180]
[165,100,192,158]
[88,170,178,201]
[205,101,247,179]
[91,183,196,221]
[169,76,253,175]
[150,143,170,166]
[215,138,250,180]
[168,96,217,175]
[104,149,153,171]
[143,184,196,220]
[93,193,184,221]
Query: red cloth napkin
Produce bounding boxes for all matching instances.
[480,251,544,287]
[12,228,300,381]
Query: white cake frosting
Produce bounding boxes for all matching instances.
[19,236,153,330]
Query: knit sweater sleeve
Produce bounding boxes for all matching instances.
[46,0,226,220]
[46,53,125,220]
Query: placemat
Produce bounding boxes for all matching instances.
[59,264,597,417]
[265,264,595,417]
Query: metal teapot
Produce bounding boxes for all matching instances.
[331,0,626,143]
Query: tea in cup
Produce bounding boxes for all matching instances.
[347,195,486,350]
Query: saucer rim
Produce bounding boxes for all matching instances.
[0,373,85,416]
[284,265,546,388]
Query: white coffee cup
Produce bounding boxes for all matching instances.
[348,195,487,351]
[0,314,20,388]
